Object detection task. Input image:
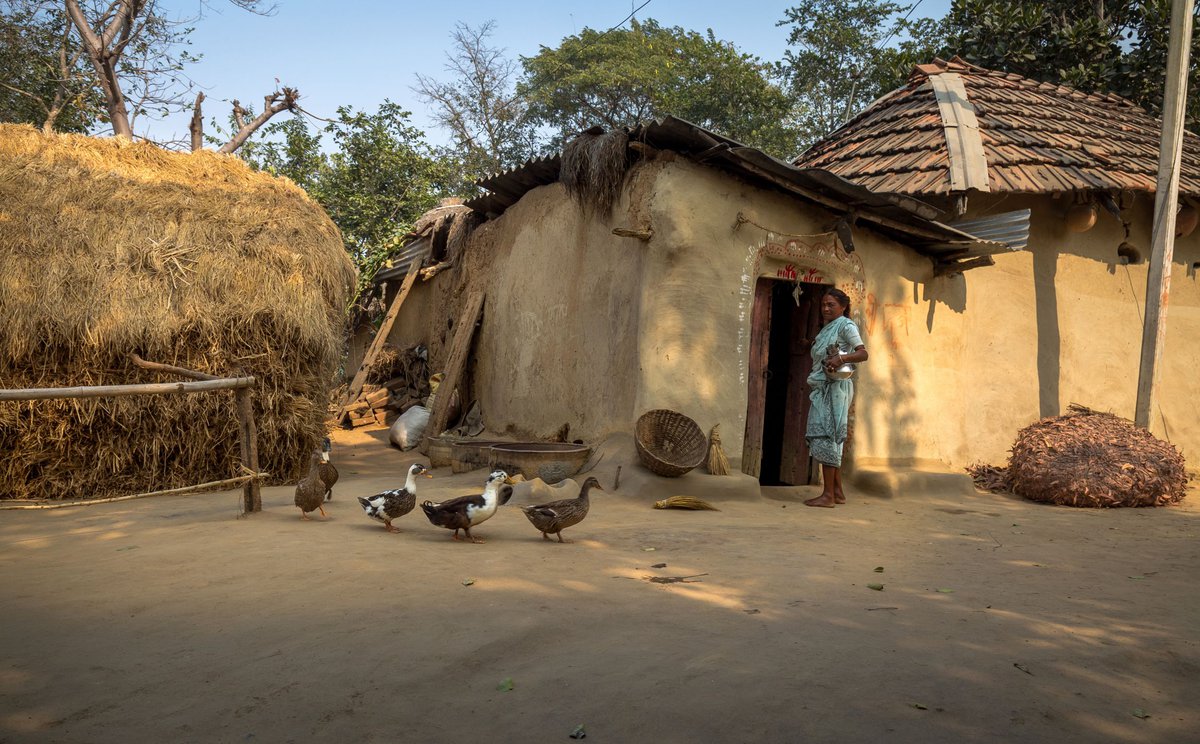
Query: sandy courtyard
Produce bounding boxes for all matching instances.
[2,427,1198,743]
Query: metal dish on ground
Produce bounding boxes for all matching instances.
[488,442,592,484]
[450,439,511,474]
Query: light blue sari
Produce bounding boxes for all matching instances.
[805,315,864,467]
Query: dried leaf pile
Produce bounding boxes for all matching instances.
[0,124,356,500]
[1006,405,1188,508]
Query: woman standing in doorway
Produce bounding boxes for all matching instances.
[805,288,868,508]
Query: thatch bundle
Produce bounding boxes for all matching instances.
[561,128,630,216]
[410,198,479,263]
[1007,405,1188,508]
[0,124,355,500]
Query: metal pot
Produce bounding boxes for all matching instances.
[825,343,856,380]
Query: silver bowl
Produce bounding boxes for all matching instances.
[827,362,856,380]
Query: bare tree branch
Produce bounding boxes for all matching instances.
[188,91,205,151]
[217,87,299,154]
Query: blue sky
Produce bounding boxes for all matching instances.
[145,0,953,146]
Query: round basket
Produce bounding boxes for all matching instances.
[635,409,708,477]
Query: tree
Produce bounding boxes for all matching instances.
[240,102,462,297]
[519,19,799,155]
[414,20,540,182]
[0,0,103,132]
[776,0,946,147]
[946,0,1200,130]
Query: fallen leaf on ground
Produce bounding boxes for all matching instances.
[497,678,514,692]
[1013,663,1033,675]
[744,609,761,615]
[1128,575,1145,580]
[1131,709,1150,720]
[873,566,885,573]
[936,588,955,593]
[651,563,667,568]
[642,547,656,552]
[867,583,884,591]
[910,703,928,710]
[569,724,587,739]
[462,578,475,586]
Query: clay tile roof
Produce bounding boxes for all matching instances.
[794,57,1200,197]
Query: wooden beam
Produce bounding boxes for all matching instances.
[934,255,995,276]
[1135,0,1195,429]
[335,263,422,424]
[425,291,485,440]
[0,377,255,401]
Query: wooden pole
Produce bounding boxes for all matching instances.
[129,353,218,381]
[0,473,270,510]
[425,291,485,440]
[1135,0,1195,429]
[0,377,255,401]
[234,388,262,513]
[334,263,422,425]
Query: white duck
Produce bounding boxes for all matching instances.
[419,470,512,543]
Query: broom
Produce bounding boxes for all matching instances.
[654,495,720,511]
[707,424,730,475]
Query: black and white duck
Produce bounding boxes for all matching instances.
[420,470,511,544]
[319,436,339,501]
[357,463,431,532]
[294,451,328,520]
[519,476,602,543]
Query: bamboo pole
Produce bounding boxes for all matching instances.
[129,353,218,381]
[0,377,255,401]
[0,473,270,510]
[1135,0,1195,429]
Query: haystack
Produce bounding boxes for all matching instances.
[0,124,356,500]
[1007,405,1188,508]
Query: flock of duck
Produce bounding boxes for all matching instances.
[293,438,603,544]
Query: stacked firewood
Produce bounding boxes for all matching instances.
[342,344,432,428]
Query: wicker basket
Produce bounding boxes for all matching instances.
[635,409,708,477]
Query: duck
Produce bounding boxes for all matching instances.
[294,450,328,520]
[420,470,511,543]
[519,476,602,543]
[319,436,339,501]
[357,463,431,532]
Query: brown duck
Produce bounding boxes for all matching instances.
[294,451,328,520]
[519,476,602,543]
[318,436,339,501]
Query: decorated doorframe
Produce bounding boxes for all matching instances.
[738,234,866,478]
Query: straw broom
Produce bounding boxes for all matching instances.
[653,496,720,511]
[707,424,730,475]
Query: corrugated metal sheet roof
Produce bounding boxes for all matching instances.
[795,57,1200,197]
[463,116,1023,269]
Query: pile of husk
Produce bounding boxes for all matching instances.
[561,127,630,216]
[1005,405,1188,508]
[0,124,356,500]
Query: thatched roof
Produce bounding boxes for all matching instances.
[0,124,356,500]
[794,57,1200,197]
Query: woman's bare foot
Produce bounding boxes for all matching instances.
[805,493,837,508]
[834,491,846,504]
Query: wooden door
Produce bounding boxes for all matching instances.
[779,289,825,484]
[741,279,773,477]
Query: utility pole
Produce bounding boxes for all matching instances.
[1135,0,1195,429]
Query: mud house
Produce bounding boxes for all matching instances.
[365,117,1030,487]
[794,57,1200,475]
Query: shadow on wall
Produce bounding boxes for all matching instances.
[1032,247,1062,419]
[856,292,920,470]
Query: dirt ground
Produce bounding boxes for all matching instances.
[2,427,1198,744]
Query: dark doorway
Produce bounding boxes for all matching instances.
[744,278,828,485]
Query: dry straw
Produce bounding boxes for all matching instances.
[561,128,630,216]
[0,124,356,501]
[707,424,730,475]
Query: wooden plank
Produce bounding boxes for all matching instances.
[741,279,773,478]
[334,263,421,424]
[0,377,255,401]
[425,291,485,439]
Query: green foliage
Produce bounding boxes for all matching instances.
[239,103,461,301]
[946,0,1200,130]
[777,0,946,147]
[0,1,103,132]
[519,18,799,155]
